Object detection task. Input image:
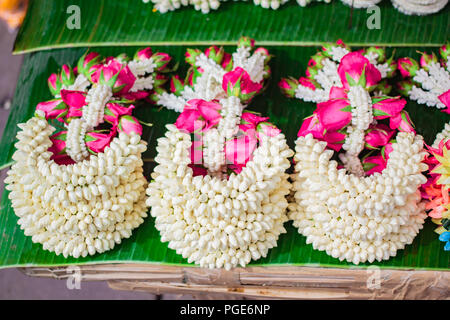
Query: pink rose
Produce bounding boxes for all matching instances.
[77,52,101,76]
[222,67,263,103]
[85,127,118,154]
[397,57,419,78]
[48,73,62,96]
[299,77,318,91]
[175,99,222,133]
[135,47,152,61]
[316,98,352,132]
[438,89,450,113]
[104,103,135,125]
[363,155,387,175]
[365,124,395,149]
[297,113,325,140]
[36,99,68,122]
[372,96,406,119]
[337,52,381,89]
[118,115,143,136]
[240,112,269,132]
[279,77,299,98]
[60,90,87,118]
[225,133,258,167]
[389,110,415,133]
[91,58,136,95]
[151,52,171,71]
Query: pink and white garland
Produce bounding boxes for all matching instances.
[5,47,173,258]
[282,43,428,264]
[146,38,294,269]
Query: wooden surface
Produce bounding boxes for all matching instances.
[20,264,450,299]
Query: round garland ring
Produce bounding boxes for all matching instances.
[5,47,173,258]
[282,41,428,264]
[146,38,294,269]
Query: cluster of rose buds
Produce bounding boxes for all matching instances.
[156,37,274,179]
[37,47,172,164]
[157,37,271,113]
[280,41,414,177]
[397,43,450,113]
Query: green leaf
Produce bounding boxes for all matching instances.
[0,46,449,270]
[13,0,449,54]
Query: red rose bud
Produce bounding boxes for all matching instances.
[222,67,263,103]
[221,52,233,71]
[151,52,171,71]
[420,52,438,71]
[305,64,320,79]
[48,73,63,96]
[118,115,143,136]
[366,46,386,63]
[85,128,117,154]
[49,131,67,157]
[397,57,419,78]
[36,99,68,122]
[134,47,153,61]
[185,48,201,65]
[104,103,135,125]
[374,80,392,95]
[397,79,414,96]
[440,42,449,61]
[299,77,318,91]
[205,46,224,64]
[279,77,299,98]
[237,36,255,49]
[389,110,415,133]
[77,52,101,76]
[308,52,325,68]
[170,75,185,95]
[153,73,167,87]
[60,65,76,86]
[255,47,271,63]
[185,67,202,86]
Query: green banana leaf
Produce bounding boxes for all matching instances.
[0,45,448,269]
[13,0,449,54]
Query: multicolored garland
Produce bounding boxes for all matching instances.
[146,38,294,269]
[283,42,428,264]
[397,43,450,113]
[4,47,173,258]
[421,124,450,251]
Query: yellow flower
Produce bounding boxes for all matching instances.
[432,146,450,185]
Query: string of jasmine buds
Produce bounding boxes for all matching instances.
[341,86,373,175]
[66,119,89,162]
[83,84,113,129]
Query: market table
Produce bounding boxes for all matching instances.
[19,264,449,299]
